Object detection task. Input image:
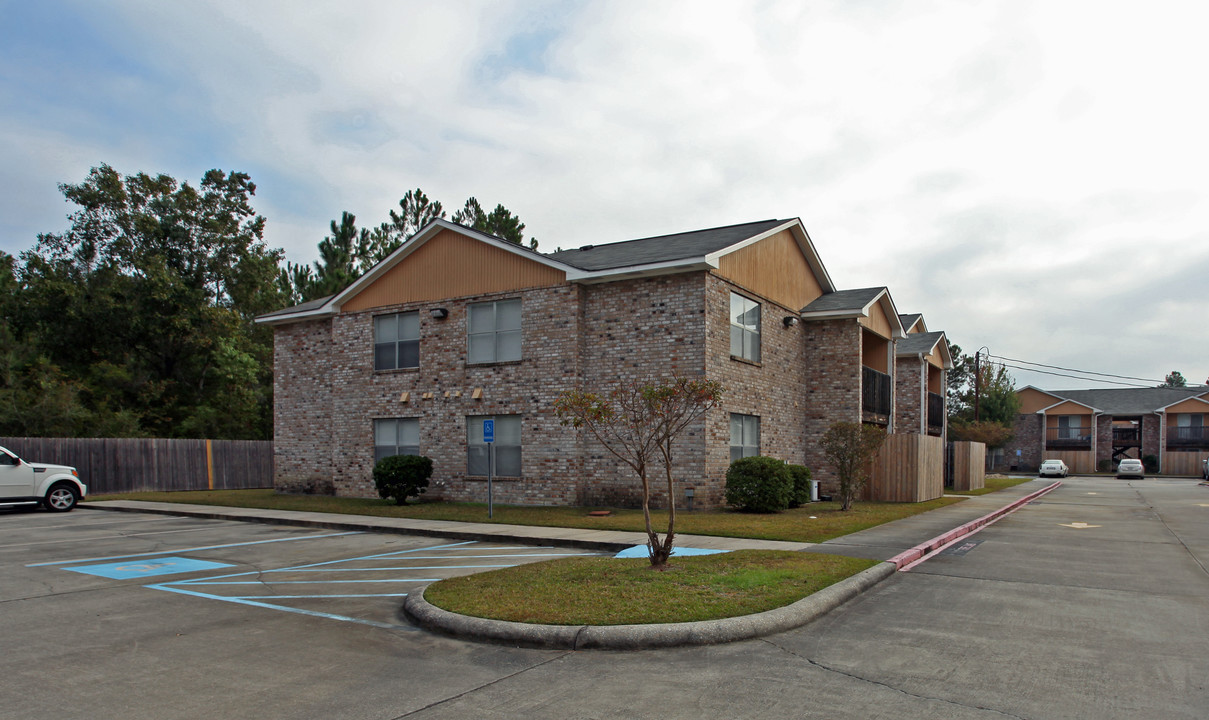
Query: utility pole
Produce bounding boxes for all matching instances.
[973,348,982,422]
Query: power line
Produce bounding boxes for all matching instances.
[985,354,1206,388]
[994,362,1157,388]
[986,354,1167,385]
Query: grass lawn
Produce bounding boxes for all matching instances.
[947,475,1035,496]
[423,550,880,625]
[89,488,965,544]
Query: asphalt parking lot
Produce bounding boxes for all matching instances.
[3,476,1208,720]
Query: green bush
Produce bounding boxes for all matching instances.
[1097,458,1111,473]
[787,464,813,508]
[725,456,793,513]
[373,454,433,505]
[1142,454,1159,474]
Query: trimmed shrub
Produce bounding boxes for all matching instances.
[725,456,793,513]
[373,454,433,505]
[1097,458,1111,473]
[1142,454,1159,474]
[787,464,813,508]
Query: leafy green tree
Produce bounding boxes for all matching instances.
[366,188,447,262]
[555,377,723,568]
[820,422,886,511]
[452,197,538,249]
[15,164,284,439]
[1160,371,1187,388]
[948,419,1015,449]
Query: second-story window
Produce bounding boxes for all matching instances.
[730,292,761,363]
[468,298,521,364]
[375,312,420,370]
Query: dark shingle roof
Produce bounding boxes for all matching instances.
[897,331,945,356]
[543,219,789,271]
[801,287,887,315]
[1041,387,1209,415]
[899,313,923,331]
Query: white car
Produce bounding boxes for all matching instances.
[1116,458,1145,479]
[1202,457,1208,481]
[1039,459,1069,478]
[0,445,87,512]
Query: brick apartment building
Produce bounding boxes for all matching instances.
[257,218,951,508]
[1005,386,1209,475]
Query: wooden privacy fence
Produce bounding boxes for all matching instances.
[865,433,944,503]
[0,437,273,494]
[948,441,986,491]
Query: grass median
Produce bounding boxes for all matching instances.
[88,489,966,544]
[423,550,881,625]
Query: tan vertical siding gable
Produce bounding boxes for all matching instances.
[715,229,825,310]
[342,229,567,312]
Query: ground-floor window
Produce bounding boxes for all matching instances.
[374,418,420,463]
[729,413,760,462]
[467,415,522,476]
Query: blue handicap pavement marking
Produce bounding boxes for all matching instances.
[613,545,729,559]
[64,556,235,580]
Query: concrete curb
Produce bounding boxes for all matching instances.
[80,502,635,553]
[402,560,897,650]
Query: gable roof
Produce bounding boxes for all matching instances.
[1026,386,1209,415]
[799,287,906,338]
[256,219,578,325]
[898,313,926,333]
[544,218,836,289]
[895,330,952,368]
[257,217,839,324]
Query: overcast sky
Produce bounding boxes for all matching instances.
[3,0,1207,390]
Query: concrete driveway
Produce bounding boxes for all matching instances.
[3,476,1207,719]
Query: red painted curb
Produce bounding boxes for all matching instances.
[887,481,1062,571]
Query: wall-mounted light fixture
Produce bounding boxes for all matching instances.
[430,307,449,320]
[782,316,800,328]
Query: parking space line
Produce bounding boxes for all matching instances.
[142,540,598,629]
[147,583,409,630]
[1,525,236,551]
[26,531,364,567]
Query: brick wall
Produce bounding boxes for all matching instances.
[895,358,925,434]
[800,319,862,491]
[577,273,709,507]
[315,284,585,504]
[1007,414,1043,471]
[273,319,335,493]
[702,274,810,508]
[1095,415,1113,470]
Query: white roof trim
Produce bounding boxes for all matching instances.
[565,258,718,283]
[1037,398,1100,414]
[802,288,906,339]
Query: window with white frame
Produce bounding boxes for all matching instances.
[729,292,761,362]
[729,413,760,462]
[373,418,420,463]
[374,312,420,370]
[467,415,521,476]
[468,299,521,364]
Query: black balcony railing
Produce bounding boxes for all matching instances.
[862,366,891,421]
[1168,426,1209,449]
[1112,427,1140,445]
[927,392,944,435]
[1046,427,1091,449]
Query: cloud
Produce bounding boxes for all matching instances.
[2,0,1206,385]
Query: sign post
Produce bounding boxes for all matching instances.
[483,419,494,518]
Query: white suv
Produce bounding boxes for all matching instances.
[0,445,87,512]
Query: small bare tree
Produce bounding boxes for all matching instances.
[820,422,887,511]
[554,377,723,568]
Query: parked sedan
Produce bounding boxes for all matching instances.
[1202,457,1208,481]
[1116,458,1145,479]
[0,446,87,511]
[1039,459,1069,478]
